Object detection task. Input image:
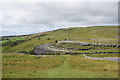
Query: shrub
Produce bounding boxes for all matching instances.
[55,40,58,43]
[11,44,14,46]
[14,42,17,45]
[104,69,108,71]
[6,38,9,40]
[28,49,35,54]
[47,38,51,40]
[64,39,66,41]
[18,51,28,54]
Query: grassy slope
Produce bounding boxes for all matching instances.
[2,26,119,78]
[55,43,118,53]
[2,54,119,78]
[2,26,118,53]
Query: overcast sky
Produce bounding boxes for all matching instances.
[0,2,118,36]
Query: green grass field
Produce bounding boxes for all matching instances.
[1,26,119,53]
[1,26,119,78]
[2,54,119,78]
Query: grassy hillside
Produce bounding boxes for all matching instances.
[2,26,119,78]
[2,54,119,78]
[1,26,118,53]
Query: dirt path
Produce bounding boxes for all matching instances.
[61,55,70,69]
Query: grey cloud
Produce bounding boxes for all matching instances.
[1,2,118,36]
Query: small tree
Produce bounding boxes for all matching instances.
[6,38,9,40]
[64,39,66,41]
[55,40,58,43]
[47,38,51,40]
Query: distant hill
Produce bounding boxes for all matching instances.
[1,26,119,53]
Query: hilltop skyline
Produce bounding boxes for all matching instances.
[1,2,118,36]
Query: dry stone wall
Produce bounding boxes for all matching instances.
[83,53,120,62]
[58,41,119,47]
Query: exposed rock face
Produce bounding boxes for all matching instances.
[34,44,52,55]
[34,43,70,55]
